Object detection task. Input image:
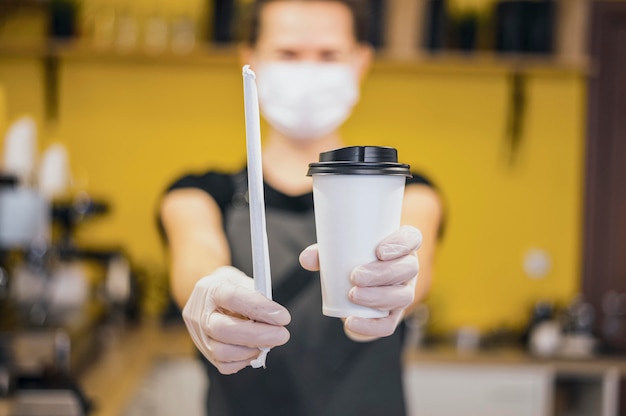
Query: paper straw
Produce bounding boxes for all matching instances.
[242,64,272,368]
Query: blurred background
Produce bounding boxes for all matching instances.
[0,0,625,415]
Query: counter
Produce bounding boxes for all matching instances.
[79,326,626,416]
[405,347,626,376]
[79,322,196,416]
[404,347,626,416]
[3,324,624,415]
[0,322,196,416]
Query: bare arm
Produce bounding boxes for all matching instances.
[160,188,231,308]
[401,183,443,311]
[161,187,291,374]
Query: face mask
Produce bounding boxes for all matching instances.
[256,62,359,141]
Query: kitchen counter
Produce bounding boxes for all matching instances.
[404,346,626,376]
[4,324,624,416]
[81,325,626,415]
[0,321,197,416]
[78,321,196,416]
[403,346,626,416]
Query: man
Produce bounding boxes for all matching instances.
[160,1,443,414]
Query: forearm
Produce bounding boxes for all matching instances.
[161,189,232,308]
[401,184,442,315]
[170,248,230,308]
[171,263,210,309]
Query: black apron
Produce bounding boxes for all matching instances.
[203,171,406,416]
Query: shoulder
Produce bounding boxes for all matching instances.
[406,171,435,189]
[404,173,442,214]
[405,171,442,204]
[165,170,237,214]
[166,170,234,194]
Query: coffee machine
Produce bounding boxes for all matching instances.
[0,165,137,414]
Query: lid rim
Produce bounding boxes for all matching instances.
[308,172,412,177]
[307,146,411,177]
[307,164,412,177]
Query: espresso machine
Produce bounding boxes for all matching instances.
[0,119,137,415]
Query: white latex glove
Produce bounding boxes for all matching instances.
[300,226,422,342]
[182,266,291,374]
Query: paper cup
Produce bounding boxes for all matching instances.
[308,146,411,318]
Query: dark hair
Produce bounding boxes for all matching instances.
[240,0,371,45]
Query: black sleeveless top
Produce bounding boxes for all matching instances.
[166,169,434,416]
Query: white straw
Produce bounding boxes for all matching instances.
[242,64,272,368]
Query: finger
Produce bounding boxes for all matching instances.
[186,320,213,360]
[183,301,213,358]
[376,226,423,261]
[214,359,253,375]
[206,312,290,348]
[349,285,415,310]
[205,339,261,363]
[299,244,320,271]
[345,309,404,339]
[211,281,291,326]
[351,255,418,287]
[182,284,209,326]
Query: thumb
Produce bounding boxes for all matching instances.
[299,244,320,271]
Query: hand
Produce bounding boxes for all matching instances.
[299,226,422,342]
[182,266,291,374]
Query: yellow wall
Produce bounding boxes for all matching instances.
[0,54,585,333]
[349,63,585,331]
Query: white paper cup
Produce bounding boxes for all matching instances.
[308,146,411,318]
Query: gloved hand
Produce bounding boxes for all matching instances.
[300,225,422,342]
[182,266,291,374]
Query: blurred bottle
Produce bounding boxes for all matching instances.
[559,294,596,357]
[2,116,38,187]
[424,0,448,52]
[91,0,118,49]
[456,9,479,52]
[521,300,554,347]
[171,15,196,54]
[455,326,481,353]
[1,117,51,250]
[495,0,555,54]
[211,0,235,44]
[367,0,386,50]
[385,0,426,59]
[524,0,555,53]
[171,0,200,54]
[602,291,626,353]
[529,320,561,357]
[562,294,595,335]
[38,143,71,200]
[144,6,169,54]
[48,0,79,40]
[115,3,139,53]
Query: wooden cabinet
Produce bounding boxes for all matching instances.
[404,363,553,416]
[403,349,626,416]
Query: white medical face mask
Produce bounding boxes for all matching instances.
[256,62,359,141]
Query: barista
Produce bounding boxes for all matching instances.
[160,1,443,414]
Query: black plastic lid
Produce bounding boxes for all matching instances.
[307,146,411,177]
